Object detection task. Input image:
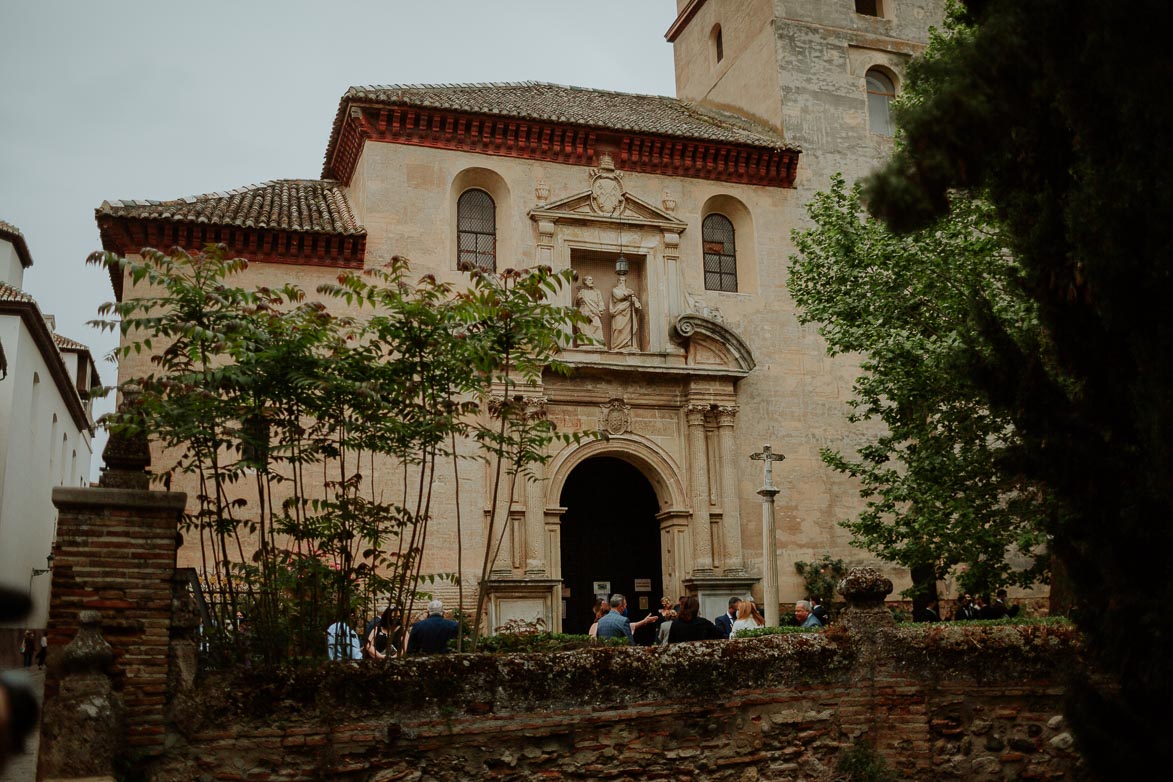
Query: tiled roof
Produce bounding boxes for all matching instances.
[0,281,36,303]
[333,80,794,150]
[96,179,365,236]
[52,332,90,352]
[0,219,34,268]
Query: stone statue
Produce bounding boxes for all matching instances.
[609,275,642,352]
[575,276,605,347]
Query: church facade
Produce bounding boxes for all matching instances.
[96,1,945,630]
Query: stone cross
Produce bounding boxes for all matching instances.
[750,444,785,489]
[750,444,785,627]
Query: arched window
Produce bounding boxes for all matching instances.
[457,189,496,272]
[712,25,724,63]
[702,214,737,292]
[866,69,896,137]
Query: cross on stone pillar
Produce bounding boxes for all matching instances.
[750,444,785,627]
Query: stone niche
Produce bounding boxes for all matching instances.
[570,248,648,353]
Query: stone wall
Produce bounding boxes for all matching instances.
[146,622,1087,782]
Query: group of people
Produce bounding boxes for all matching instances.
[327,599,460,661]
[589,593,826,646]
[17,630,46,669]
[945,589,1020,622]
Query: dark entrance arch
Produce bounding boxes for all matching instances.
[560,456,662,641]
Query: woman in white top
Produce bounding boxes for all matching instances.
[730,600,766,638]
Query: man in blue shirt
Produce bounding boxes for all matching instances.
[596,593,658,644]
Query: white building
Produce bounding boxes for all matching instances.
[0,219,99,633]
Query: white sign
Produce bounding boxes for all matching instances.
[634,578,652,592]
[593,581,611,596]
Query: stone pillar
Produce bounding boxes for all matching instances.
[42,426,186,763]
[525,472,547,575]
[686,404,713,574]
[837,566,896,636]
[38,610,124,781]
[715,405,745,574]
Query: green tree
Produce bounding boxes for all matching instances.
[788,177,1054,598]
[91,246,589,662]
[862,0,1173,771]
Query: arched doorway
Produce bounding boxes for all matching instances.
[560,457,662,641]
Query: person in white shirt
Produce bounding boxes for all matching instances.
[730,600,766,638]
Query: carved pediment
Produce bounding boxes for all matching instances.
[529,190,688,231]
[672,314,756,375]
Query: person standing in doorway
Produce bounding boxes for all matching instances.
[36,632,47,669]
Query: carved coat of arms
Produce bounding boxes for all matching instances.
[598,398,632,435]
[589,153,626,216]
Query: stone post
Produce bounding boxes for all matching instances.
[38,610,124,782]
[750,444,784,626]
[837,566,895,636]
[685,404,713,574]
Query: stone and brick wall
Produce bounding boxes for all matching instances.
[144,622,1087,781]
[37,481,1085,781]
[43,485,185,762]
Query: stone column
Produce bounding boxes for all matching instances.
[715,405,745,574]
[524,398,549,575]
[686,404,714,574]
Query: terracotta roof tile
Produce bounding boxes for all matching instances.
[52,332,89,352]
[0,281,36,303]
[0,219,34,268]
[325,81,795,174]
[96,179,365,236]
[343,81,792,148]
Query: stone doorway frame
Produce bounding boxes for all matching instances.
[543,435,690,633]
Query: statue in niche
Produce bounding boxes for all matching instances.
[575,276,605,347]
[609,275,642,352]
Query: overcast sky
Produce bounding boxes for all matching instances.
[0,0,678,476]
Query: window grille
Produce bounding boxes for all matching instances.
[457,189,496,271]
[867,69,896,137]
[702,214,737,292]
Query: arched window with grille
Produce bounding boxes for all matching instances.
[702,214,737,292]
[457,188,496,271]
[866,68,896,137]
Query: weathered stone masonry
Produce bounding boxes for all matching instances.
[36,473,1087,781]
[145,623,1086,782]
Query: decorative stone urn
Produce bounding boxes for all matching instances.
[836,566,895,635]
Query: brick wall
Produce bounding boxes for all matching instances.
[44,486,185,759]
[143,623,1088,781]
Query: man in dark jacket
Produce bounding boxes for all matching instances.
[713,596,740,639]
[406,600,459,655]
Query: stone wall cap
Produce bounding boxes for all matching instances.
[52,485,187,511]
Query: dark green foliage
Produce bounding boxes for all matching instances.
[794,555,848,614]
[862,0,1173,772]
[789,178,1053,596]
[731,625,820,639]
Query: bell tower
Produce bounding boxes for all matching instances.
[666,0,945,187]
